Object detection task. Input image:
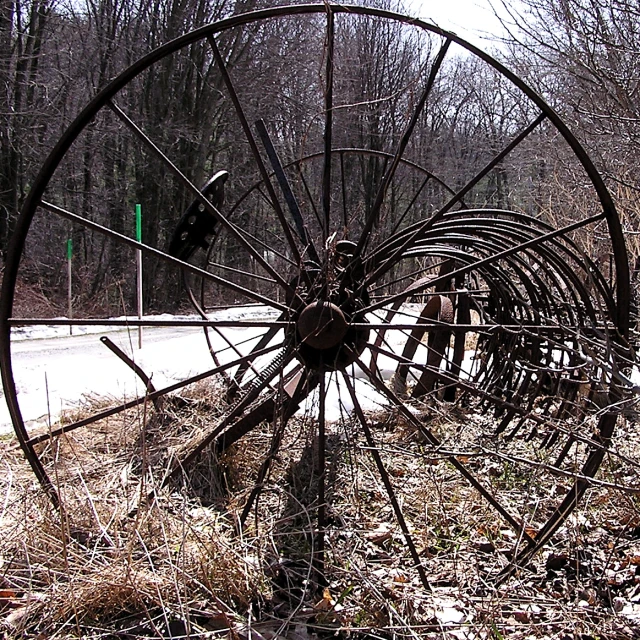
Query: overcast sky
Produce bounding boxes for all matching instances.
[406,0,519,47]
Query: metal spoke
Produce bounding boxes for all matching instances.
[314,371,327,582]
[106,99,300,301]
[39,199,289,312]
[26,342,285,446]
[355,38,452,255]
[255,119,320,264]
[163,347,298,483]
[322,8,335,241]
[239,367,313,527]
[365,113,547,283]
[207,36,303,265]
[354,355,536,546]
[342,370,431,590]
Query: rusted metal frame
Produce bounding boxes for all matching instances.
[409,213,616,321]
[163,348,298,484]
[406,219,597,323]
[341,371,431,590]
[364,113,548,284]
[367,259,456,374]
[392,284,454,398]
[39,199,288,312]
[368,340,624,463]
[106,100,300,304]
[443,279,470,402]
[497,410,618,582]
[355,354,536,546]
[227,324,284,399]
[321,8,335,242]
[100,336,159,407]
[207,37,304,266]
[254,119,320,264]
[7,317,291,329]
[27,342,285,447]
[355,38,452,256]
[369,313,427,390]
[239,368,316,527]
[363,213,607,315]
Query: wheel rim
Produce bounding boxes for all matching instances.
[0,3,631,588]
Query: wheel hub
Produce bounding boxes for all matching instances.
[297,301,347,349]
[292,241,370,371]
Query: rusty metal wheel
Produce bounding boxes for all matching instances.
[0,4,632,588]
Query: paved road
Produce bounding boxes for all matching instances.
[0,324,225,436]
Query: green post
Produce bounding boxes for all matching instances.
[67,238,73,335]
[135,204,142,242]
[135,205,143,348]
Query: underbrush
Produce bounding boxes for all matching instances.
[0,383,639,639]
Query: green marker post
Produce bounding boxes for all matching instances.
[67,238,73,335]
[135,205,143,348]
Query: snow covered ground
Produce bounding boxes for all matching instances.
[0,305,474,437]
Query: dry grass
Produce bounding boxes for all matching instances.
[1,382,640,639]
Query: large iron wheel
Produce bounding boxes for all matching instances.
[0,4,632,589]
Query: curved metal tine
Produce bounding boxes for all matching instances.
[27,342,285,446]
[388,174,432,238]
[368,258,453,295]
[105,100,300,304]
[239,366,313,528]
[497,410,618,583]
[363,212,606,315]
[354,354,537,547]
[355,38,452,256]
[254,120,320,264]
[207,36,303,266]
[322,8,335,243]
[341,371,431,591]
[365,112,548,284]
[40,200,289,312]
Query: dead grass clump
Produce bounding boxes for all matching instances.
[2,381,640,638]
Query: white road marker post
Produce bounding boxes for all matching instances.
[135,204,143,349]
[67,238,73,336]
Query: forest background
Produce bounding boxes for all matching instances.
[1,0,639,314]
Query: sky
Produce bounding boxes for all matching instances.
[407,0,520,48]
